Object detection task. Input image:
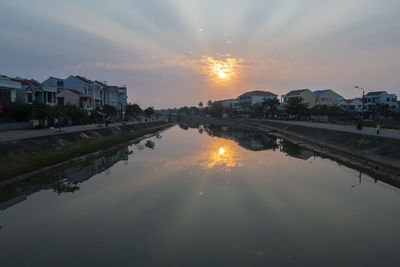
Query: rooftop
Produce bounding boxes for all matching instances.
[285,89,310,96]
[239,90,277,97]
[313,89,332,95]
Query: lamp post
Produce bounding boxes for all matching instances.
[354,86,365,120]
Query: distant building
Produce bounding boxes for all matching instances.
[364,91,398,112]
[281,89,316,107]
[215,99,235,108]
[313,89,343,106]
[0,75,20,103]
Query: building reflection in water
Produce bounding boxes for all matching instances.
[0,141,153,211]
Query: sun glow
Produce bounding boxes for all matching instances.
[219,147,225,155]
[199,56,240,84]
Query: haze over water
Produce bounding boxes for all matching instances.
[1,0,400,107]
[1,125,399,266]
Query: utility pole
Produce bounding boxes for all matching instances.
[355,86,365,120]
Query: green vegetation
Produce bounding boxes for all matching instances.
[0,126,167,181]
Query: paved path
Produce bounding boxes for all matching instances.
[259,119,400,139]
[0,120,162,143]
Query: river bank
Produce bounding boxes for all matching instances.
[0,121,174,185]
[182,117,400,187]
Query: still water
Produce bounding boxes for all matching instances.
[1,124,400,266]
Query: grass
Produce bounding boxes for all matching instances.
[0,126,166,181]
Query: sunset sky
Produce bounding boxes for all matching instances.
[1,0,399,108]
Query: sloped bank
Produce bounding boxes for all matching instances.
[184,117,400,186]
[0,121,174,184]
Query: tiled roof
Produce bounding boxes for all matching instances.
[50,77,64,81]
[285,89,309,96]
[95,80,107,87]
[64,89,82,95]
[75,75,92,84]
[239,90,277,97]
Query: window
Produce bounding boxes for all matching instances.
[27,93,33,103]
[367,98,371,102]
[386,98,390,102]
[392,98,396,102]
[391,105,396,110]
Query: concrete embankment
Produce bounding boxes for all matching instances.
[0,121,169,158]
[184,117,400,185]
[0,121,174,185]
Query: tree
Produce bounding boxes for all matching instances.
[178,106,189,116]
[207,100,213,107]
[207,101,224,116]
[284,97,310,118]
[262,98,280,116]
[102,104,117,116]
[198,101,203,109]
[125,103,142,118]
[144,106,155,118]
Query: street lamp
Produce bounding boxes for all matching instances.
[354,85,365,120]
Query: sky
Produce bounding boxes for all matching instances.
[1,0,399,108]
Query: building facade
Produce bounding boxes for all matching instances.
[281,89,316,107]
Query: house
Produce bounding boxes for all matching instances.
[234,90,277,112]
[337,98,363,112]
[0,75,21,103]
[63,75,93,110]
[281,89,316,107]
[364,91,398,112]
[42,77,64,92]
[57,89,91,109]
[64,75,92,95]
[313,89,343,106]
[238,90,277,104]
[9,77,57,106]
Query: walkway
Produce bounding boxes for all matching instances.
[0,120,162,143]
[261,119,400,139]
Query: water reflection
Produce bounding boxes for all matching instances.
[0,140,156,211]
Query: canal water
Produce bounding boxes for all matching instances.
[1,124,400,266]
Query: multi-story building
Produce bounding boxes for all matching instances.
[92,81,106,110]
[364,91,398,112]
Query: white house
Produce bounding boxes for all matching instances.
[0,75,20,103]
[238,90,278,105]
[337,98,363,112]
[364,91,398,112]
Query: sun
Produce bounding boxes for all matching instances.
[218,70,227,79]
[219,147,225,155]
[199,56,239,83]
